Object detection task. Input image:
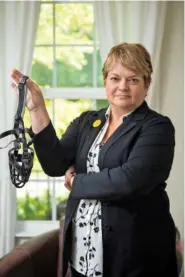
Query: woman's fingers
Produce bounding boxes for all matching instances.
[11,69,23,85]
[11,69,39,95]
[64,167,76,191]
[65,172,70,190]
[68,167,76,175]
[11,69,31,93]
[64,182,71,191]
[11,69,29,87]
[10,68,46,113]
[11,82,17,90]
[11,82,19,95]
[65,172,71,185]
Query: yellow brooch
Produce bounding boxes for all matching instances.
[93,119,101,128]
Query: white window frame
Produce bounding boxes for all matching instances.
[42,88,105,100]
[16,0,106,241]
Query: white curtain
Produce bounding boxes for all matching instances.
[94,1,167,112]
[0,1,41,257]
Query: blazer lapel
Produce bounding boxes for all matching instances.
[79,109,107,168]
[98,101,150,168]
[98,118,136,168]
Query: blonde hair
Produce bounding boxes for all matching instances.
[102,43,153,84]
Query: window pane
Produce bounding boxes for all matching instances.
[56,47,93,87]
[55,3,93,45]
[45,99,53,120]
[96,99,109,110]
[16,179,52,220]
[54,99,93,136]
[36,4,53,45]
[31,47,53,88]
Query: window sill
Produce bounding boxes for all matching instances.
[15,220,60,238]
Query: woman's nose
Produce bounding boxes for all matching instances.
[119,79,129,90]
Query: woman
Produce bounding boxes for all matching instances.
[11,43,178,277]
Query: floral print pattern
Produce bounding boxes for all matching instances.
[70,109,110,277]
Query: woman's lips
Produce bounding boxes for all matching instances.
[115,95,130,98]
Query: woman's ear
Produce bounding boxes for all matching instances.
[145,87,149,97]
[144,79,151,93]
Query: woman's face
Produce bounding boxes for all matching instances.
[105,63,149,112]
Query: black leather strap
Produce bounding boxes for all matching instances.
[0,75,34,188]
[15,75,29,120]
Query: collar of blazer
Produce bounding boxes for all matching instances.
[130,100,150,122]
[80,101,150,166]
[88,100,149,126]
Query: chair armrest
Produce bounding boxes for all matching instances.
[0,229,59,277]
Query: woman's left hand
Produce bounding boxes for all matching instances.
[69,175,75,190]
[64,166,76,191]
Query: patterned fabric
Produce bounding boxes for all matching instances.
[70,110,110,277]
[70,107,132,276]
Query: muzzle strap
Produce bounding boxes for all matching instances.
[0,75,34,188]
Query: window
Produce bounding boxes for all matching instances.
[16,0,107,238]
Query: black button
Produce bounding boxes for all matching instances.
[103,201,110,206]
[104,224,111,231]
[65,216,71,224]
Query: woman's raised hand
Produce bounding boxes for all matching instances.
[11,69,46,112]
[11,69,50,134]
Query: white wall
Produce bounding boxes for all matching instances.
[160,2,184,239]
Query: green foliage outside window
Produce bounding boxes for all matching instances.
[17,191,68,220]
[31,3,103,88]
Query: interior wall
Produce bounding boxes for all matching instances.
[160,1,184,239]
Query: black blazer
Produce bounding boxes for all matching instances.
[34,101,178,277]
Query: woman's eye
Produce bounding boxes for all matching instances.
[111,77,118,81]
[129,78,139,84]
